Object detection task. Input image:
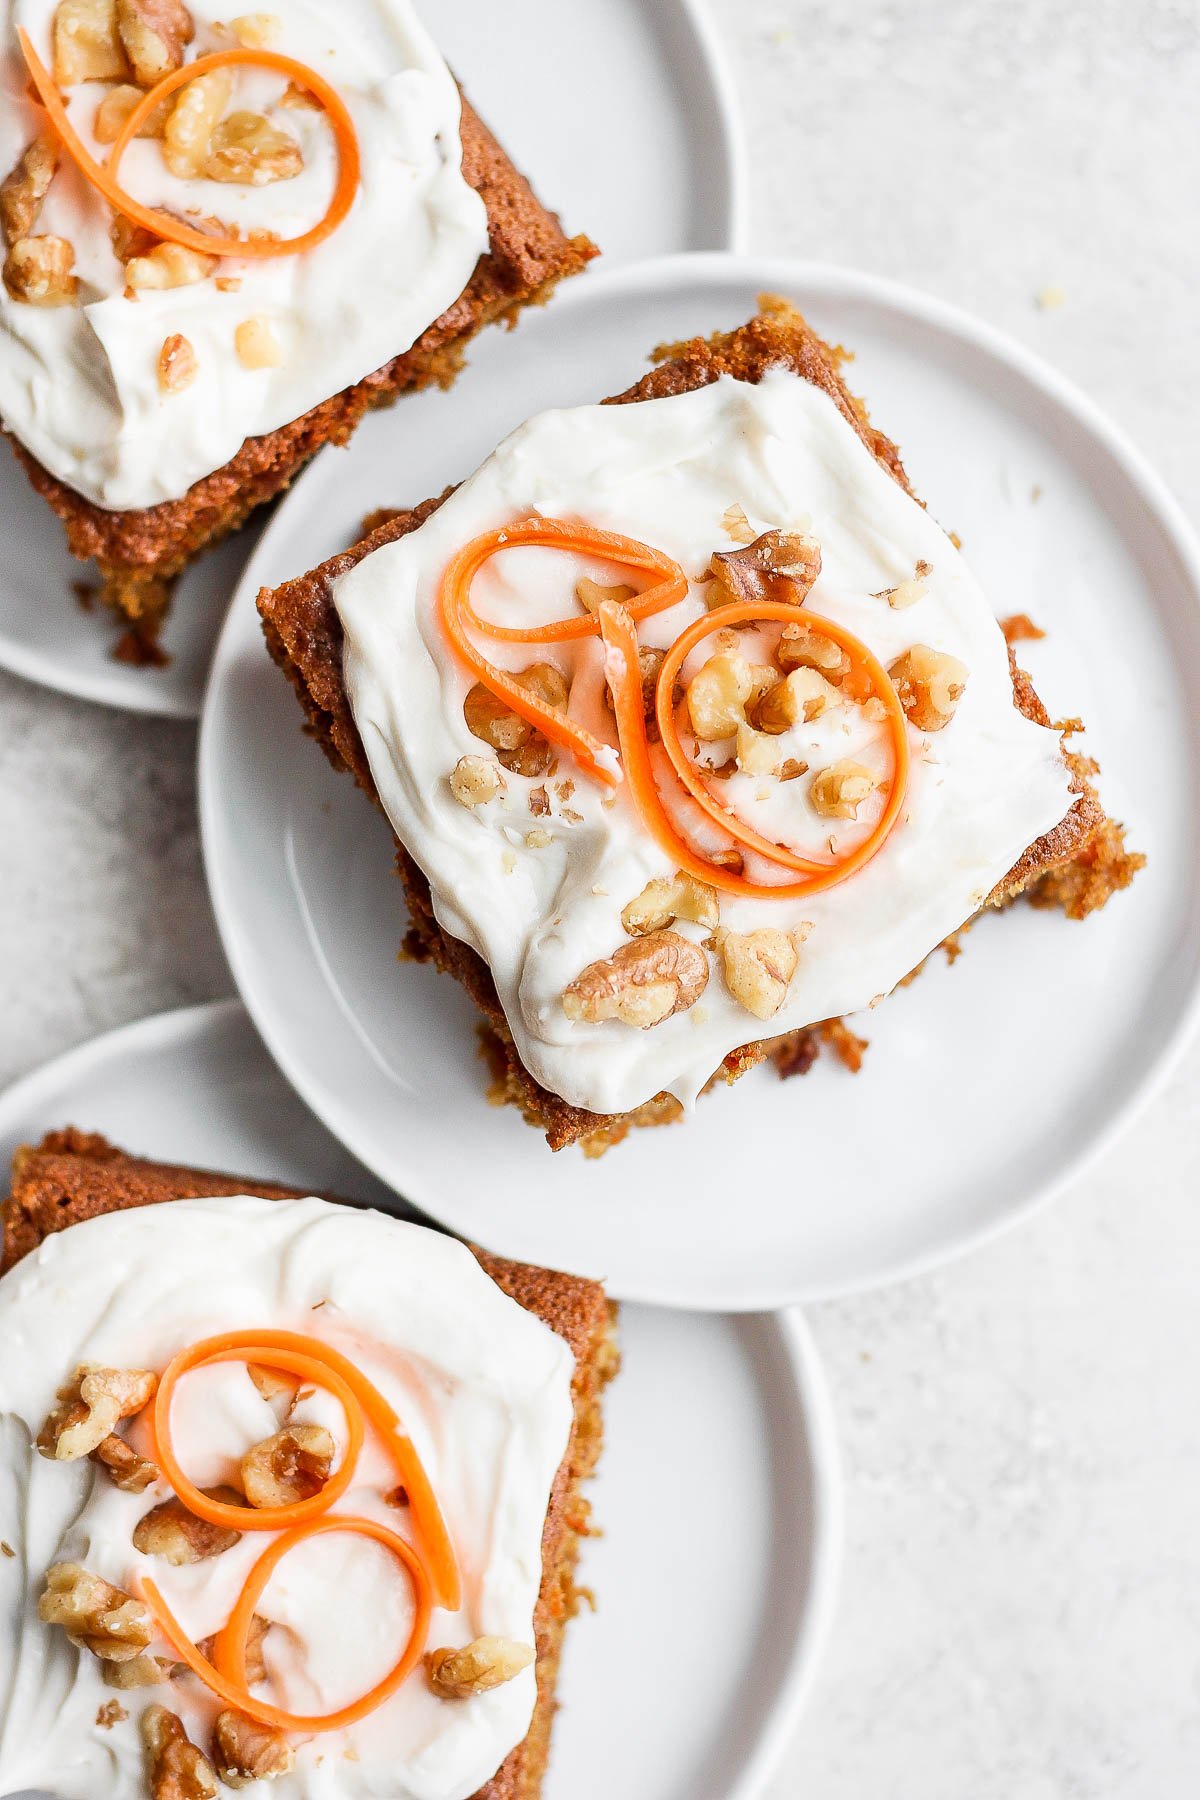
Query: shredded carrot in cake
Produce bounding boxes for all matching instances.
[18,32,361,261]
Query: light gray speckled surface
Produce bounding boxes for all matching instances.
[1,1,1199,1793]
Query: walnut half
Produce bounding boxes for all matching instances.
[708,528,822,610]
[39,1563,153,1662]
[212,1710,295,1787]
[426,1636,535,1699]
[563,930,708,1029]
[142,1705,218,1800]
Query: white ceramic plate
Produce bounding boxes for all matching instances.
[0,0,745,719]
[0,999,840,1800]
[200,252,1200,1310]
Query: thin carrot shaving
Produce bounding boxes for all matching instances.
[652,600,910,896]
[143,1516,432,1733]
[152,1330,459,1610]
[438,518,689,789]
[18,31,360,261]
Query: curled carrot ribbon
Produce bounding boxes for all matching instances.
[439,518,910,898]
[18,30,361,261]
[138,1328,457,1733]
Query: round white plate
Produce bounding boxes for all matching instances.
[0,999,840,1800]
[0,0,745,719]
[200,251,1200,1310]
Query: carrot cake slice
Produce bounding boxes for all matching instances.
[0,1128,616,1799]
[0,1,595,661]
[257,299,1143,1155]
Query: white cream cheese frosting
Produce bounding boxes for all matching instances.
[0,0,488,509]
[0,1196,574,1800]
[334,369,1078,1118]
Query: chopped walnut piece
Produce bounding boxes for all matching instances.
[103,1653,171,1688]
[234,315,283,368]
[449,754,504,808]
[720,503,756,545]
[529,783,550,816]
[463,664,568,777]
[686,651,776,741]
[157,332,197,394]
[426,1636,535,1699]
[575,577,635,615]
[884,578,924,610]
[3,236,78,305]
[242,1424,334,1508]
[246,1363,300,1410]
[39,1563,153,1661]
[38,1365,157,1462]
[116,0,193,86]
[735,721,784,777]
[244,1612,271,1686]
[809,759,879,820]
[278,80,320,109]
[778,757,808,781]
[97,1699,129,1727]
[53,0,127,85]
[715,927,801,1020]
[525,828,552,848]
[563,930,708,1029]
[93,1433,159,1492]
[1,138,60,243]
[163,68,232,178]
[94,83,170,143]
[602,643,664,735]
[213,1710,295,1787]
[709,529,822,610]
[133,1489,243,1564]
[777,620,853,687]
[752,667,840,734]
[125,242,218,289]
[888,644,969,732]
[621,870,719,936]
[230,12,280,47]
[206,112,303,185]
[141,1704,218,1800]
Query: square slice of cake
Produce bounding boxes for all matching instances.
[0,1128,616,1799]
[0,2,595,660]
[257,299,1142,1154]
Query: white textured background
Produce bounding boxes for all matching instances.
[1,1,1199,1795]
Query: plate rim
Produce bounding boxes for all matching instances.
[0,0,746,721]
[0,996,843,1800]
[199,248,1200,1308]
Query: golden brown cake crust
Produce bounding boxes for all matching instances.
[4,94,597,657]
[1,1128,616,1800]
[256,300,1135,1151]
